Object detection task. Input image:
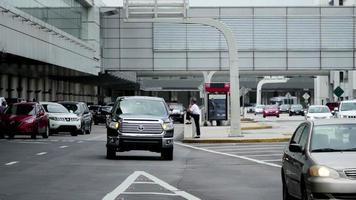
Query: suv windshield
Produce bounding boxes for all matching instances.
[5,104,35,115]
[61,103,82,114]
[43,104,69,113]
[311,124,356,152]
[340,102,356,111]
[116,99,168,116]
[291,105,303,109]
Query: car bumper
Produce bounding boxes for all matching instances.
[308,177,356,199]
[263,112,279,116]
[107,131,174,152]
[49,120,81,130]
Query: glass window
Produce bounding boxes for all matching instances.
[116,99,168,116]
[291,125,305,144]
[43,104,69,113]
[61,103,82,114]
[5,104,36,115]
[311,124,356,151]
[299,125,310,151]
[308,106,330,113]
[340,102,356,111]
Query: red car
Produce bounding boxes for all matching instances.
[0,102,49,139]
[263,105,280,118]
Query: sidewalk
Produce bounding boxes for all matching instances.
[182,122,292,143]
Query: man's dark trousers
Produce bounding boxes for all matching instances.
[191,114,200,136]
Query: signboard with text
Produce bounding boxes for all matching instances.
[208,93,228,121]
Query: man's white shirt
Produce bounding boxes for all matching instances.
[190,104,201,115]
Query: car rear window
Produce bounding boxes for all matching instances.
[43,104,69,113]
[5,104,35,115]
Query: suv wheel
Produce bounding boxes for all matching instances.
[106,148,116,159]
[161,148,173,160]
[70,131,78,136]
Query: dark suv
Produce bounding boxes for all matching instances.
[106,96,174,160]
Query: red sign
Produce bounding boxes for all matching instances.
[205,83,230,93]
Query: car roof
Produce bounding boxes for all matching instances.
[40,102,60,105]
[312,119,356,126]
[117,96,164,101]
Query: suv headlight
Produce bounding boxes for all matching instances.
[309,165,339,178]
[162,122,174,131]
[109,121,120,130]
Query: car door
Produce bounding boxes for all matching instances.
[37,105,46,133]
[82,103,91,130]
[283,123,305,196]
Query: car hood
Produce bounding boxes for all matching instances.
[307,113,332,117]
[0,114,34,122]
[311,152,356,170]
[48,113,78,118]
[119,114,169,122]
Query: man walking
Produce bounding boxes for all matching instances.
[189,98,201,138]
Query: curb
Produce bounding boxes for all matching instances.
[241,125,272,130]
[182,137,291,144]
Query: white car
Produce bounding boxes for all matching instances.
[306,105,332,120]
[254,105,265,115]
[338,100,356,118]
[40,102,81,136]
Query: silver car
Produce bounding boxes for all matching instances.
[282,119,356,200]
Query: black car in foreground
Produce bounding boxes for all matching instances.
[282,119,356,200]
[106,96,174,160]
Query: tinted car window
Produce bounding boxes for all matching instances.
[299,125,310,151]
[291,125,305,144]
[5,104,35,115]
[116,99,168,116]
[61,103,82,114]
[43,104,69,113]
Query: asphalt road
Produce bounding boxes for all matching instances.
[0,123,285,200]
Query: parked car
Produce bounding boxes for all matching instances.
[306,105,332,120]
[93,106,112,125]
[167,102,185,123]
[58,101,92,135]
[282,119,356,200]
[254,105,265,115]
[41,102,81,136]
[0,102,49,139]
[106,96,174,160]
[246,103,256,113]
[289,104,304,116]
[263,105,279,118]
[337,100,356,118]
[279,104,291,113]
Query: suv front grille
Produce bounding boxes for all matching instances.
[344,169,356,179]
[120,122,163,134]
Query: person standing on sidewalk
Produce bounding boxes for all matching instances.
[189,98,201,138]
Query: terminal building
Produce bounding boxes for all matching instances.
[1,0,356,106]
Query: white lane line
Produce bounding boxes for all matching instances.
[177,143,281,168]
[121,192,178,196]
[221,150,283,154]
[59,145,68,149]
[195,144,287,148]
[133,182,156,184]
[205,145,287,150]
[77,141,83,144]
[262,159,282,162]
[102,171,201,200]
[36,152,47,156]
[247,154,283,157]
[5,161,19,166]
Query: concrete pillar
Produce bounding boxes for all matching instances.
[314,76,329,105]
[36,78,44,102]
[10,76,19,98]
[348,70,356,99]
[1,74,9,98]
[21,77,28,100]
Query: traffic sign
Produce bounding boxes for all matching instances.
[303,93,310,100]
[334,86,344,97]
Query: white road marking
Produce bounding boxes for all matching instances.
[177,143,281,168]
[121,192,178,196]
[247,154,283,157]
[262,159,282,162]
[133,182,156,184]
[11,141,47,144]
[36,152,47,156]
[77,141,83,143]
[205,145,286,150]
[59,145,68,149]
[102,171,201,200]
[5,161,19,166]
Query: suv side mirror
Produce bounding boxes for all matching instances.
[289,143,303,153]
